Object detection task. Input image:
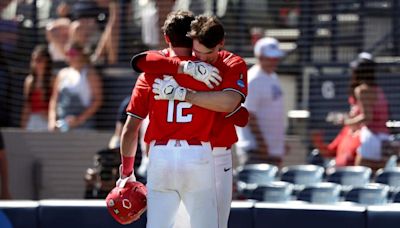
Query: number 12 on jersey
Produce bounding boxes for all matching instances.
[167,100,193,123]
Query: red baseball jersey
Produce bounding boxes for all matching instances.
[126,55,217,144]
[210,50,248,148]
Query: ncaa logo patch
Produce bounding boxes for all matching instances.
[237,79,245,88]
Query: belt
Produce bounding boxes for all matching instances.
[154,139,202,146]
[213,147,230,151]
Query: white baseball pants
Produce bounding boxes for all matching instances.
[146,140,218,228]
[174,147,233,228]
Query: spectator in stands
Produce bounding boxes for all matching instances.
[311,126,361,167]
[48,42,103,131]
[311,62,364,167]
[311,53,389,171]
[136,0,176,49]
[236,37,286,167]
[55,1,71,18]
[46,18,71,62]
[91,0,120,64]
[21,45,54,131]
[345,53,389,170]
[68,1,102,60]
[68,0,119,64]
[69,19,100,57]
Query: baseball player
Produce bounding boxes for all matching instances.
[131,15,248,228]
[118,11,222,228]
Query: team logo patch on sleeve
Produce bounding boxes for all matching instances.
[237,79,245,88]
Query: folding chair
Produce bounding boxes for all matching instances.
[235,163,279,199]
[345,183,390,205]
[297,182,341,204]
[250,181,294,203]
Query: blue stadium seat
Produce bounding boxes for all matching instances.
[297,182,341,204]
[375,167,400,188]
[280,165,324,186]
[250,181,294,203]
[326,166,372,188]
[375,167,400,200]
[345,183,390,205]
[391,190,400,203]
[236,163,278,199]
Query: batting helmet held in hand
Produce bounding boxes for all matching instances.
[106,181,147,224]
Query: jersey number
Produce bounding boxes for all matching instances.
[167,100,193,123]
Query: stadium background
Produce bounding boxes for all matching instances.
[1,0,400,227]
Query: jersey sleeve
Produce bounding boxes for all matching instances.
[126,74,151,120]
[220,58,248,118]
[225,105,249,127]
[130,51,180,74]
[220,60,248,101]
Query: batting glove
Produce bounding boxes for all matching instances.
[152,76,187,101]
[116,165,137,188]
[183,60,222,89]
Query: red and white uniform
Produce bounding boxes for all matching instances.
[208,50,248,228]
[128,73,216,143]
[127,52,219,228]
[210,50,248,147]
[130,49,248,228]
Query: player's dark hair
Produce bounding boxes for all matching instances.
[188,15,225,49]
[162,10,194,48]
[349,58,377,97]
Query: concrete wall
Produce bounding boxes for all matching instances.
[2,129,112,199]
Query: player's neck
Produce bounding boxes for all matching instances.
[169,47,192,57]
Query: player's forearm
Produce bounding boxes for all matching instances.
[185,90,242,113]
[120,116,142,157]
[120,126,139,158]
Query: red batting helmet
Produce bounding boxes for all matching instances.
[106,181,147,224]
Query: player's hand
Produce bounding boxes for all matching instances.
[116,165,137,188]
[183,61,222,89]
[152,76,187,101]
